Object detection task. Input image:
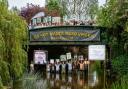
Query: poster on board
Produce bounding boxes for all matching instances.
[88,45,105,60]
[34,50,47,64]
[60,55,67,61]
[56,59,60,63]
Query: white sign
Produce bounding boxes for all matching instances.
[50,59,54,64]
[88,45,105,60]
[60,55,67,61]
[78,55,84,60]
[66,53,72,59]
[56,59,60,63]
[34,50,47,64]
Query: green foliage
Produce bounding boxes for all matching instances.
[91,61,103,75]
[0,0,28,85]
[88,0,98,20]
[97,0,128,57]
[97,0,128,31]
[47,0,67,21]
[112,54,128,77]
[0,60,10,84]
[125,21,128,32]
[109,75,128,89]
[97,0,124,28]
[47,0,60,11]
[0,79,4,89]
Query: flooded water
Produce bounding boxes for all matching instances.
[13,64,106,89]
[43,70,104,89]
[45,72,103,89]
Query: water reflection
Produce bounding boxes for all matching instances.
[88,71,99,87]
[44,70,104,89]
[13,70,104,89]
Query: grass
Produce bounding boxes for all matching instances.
[109,75,128,89]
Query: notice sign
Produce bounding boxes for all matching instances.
[88,45,105,60]
[34,50,47,64]
[56,59,60,63]
[66,53,72,59]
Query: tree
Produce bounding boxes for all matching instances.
[97,0,128,56]
[0,0,28,85]
[20,3,45,24]
[46,0,66,22]
[59,0,98,21]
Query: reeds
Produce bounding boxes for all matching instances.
[109,75,128,89]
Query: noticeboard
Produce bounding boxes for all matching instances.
[88,45,106,60]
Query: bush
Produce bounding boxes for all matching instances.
[112,54,128,78]
[0,79,4,89]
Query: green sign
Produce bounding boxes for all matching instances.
[30,29,100,41]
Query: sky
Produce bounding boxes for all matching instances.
[8,0,106,9]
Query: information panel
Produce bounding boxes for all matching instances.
[88,45,105,60]
[34,50,47,64]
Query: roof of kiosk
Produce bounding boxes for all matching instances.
[32,12,45,19]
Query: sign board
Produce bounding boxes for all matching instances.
[50,59,54,64]
[30,29,100,42]
[56,59,60,63]
[34,50,47,64]
[66,53,72,59]
[60,55,67,61]
[88,45,105,60]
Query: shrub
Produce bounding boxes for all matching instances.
[0,78,4,89]
[112,54,128,78]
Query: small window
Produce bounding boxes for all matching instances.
[32,18,37,25]
[41,17,44,22]
[37,18,41,23]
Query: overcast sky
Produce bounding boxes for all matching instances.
[8,0,106,9]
